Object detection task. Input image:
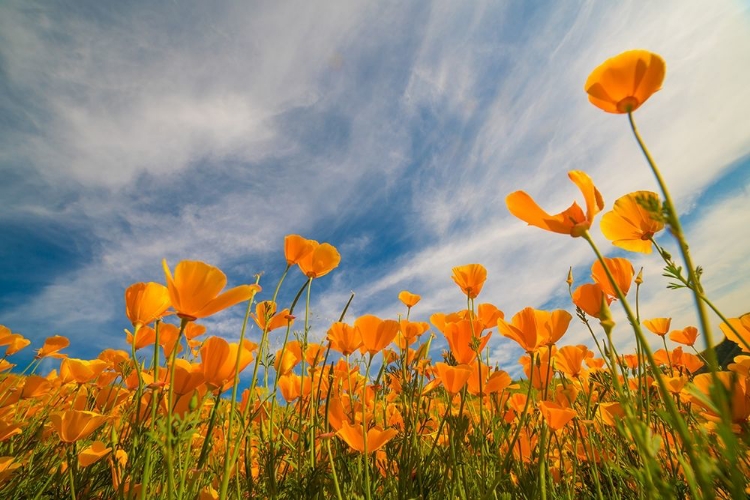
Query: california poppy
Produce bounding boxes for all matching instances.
[125,282,171,330]
[296,241,341,279]
[538,401,577,431]
[506,171,604,237]
[199,336,257,390]
[434,362,473,395]
[720,313,750,352]
[398,291,421,308]
[591,257,634,298]
[443,318,490,364]
[498,308,571,353]
[50,410,109,443]
[162,260,261,321]
[336,421,397,454]
[643,318,671,337]
[327,322,362,356]
[356,315,400,356]
[284,234,316,266]
[451,264,487,299]
[669,326,699,347]
[572,283,610,319]
[78,441,112,468]
[600,191,664,253]
[585,50,666,114]
[36,335,70,359]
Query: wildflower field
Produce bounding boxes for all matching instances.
[2,50,749,500]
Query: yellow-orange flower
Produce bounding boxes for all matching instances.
[0,457,21,484]
[506,171,604,237]
[434,362,473,395]
[585,50,666,114]
[125,282,172,329]
[498,308,572,353]
[356,315,400,356]
[50,410,108,443]
[538,401,577,432]
[252,301,293,332]
[720,313,750,352]
[336,421,397,454]
[600,191,664,253]
[199,336,258,390]
[36,335,70,359]
[591,257,634,298]
[451,264,487,299]
[284,234,315,266]
[398,291,421,308]
[643,317,671,337]
[78,441,112,468]
[669,326,699,347]
[162,260,261,321]
[327,322,363,356]
[296,241,341,279]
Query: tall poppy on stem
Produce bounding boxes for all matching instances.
[451,264,487,299]
[125,282,172,330]
[506,171,604,237]
[162,260,261,321]
[584,50,665,114]
[600,191,664,253]
[297,241,341,279]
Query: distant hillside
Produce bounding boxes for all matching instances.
[701,336,743,372]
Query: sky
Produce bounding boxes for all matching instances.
[1,0,749,379]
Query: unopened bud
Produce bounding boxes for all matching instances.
[635,268,644,285]
[566,267,574,287]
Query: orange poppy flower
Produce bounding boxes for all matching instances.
[591,257,634,298]
[50,410,109,443]
[538,401,577,431]
[571,283,611,319]
[669,326,699,347]
[3,335,30,356]
[296,241,341,279]
[720,314,750,352]
[585,50,666,114]
[274,341,303,375]
[600,191,664,253]
[498,308,571,353]
[36,335,70,359]
[336,421,398,454]
[327,322,362,356]
[125,282,172,330]
[443,319,490,365]
[78,441,112,468]
[643,318,671,337]
[398,291,421,308]
[506,171,604,237]
[0,457,21,484]
[126,325,156,350]
[60,358,109,384]
[355,315,400,356]
[162,260,261,321]
[199,336,257,389]
[252,301,293,332]
[451,264,487,299]
[278,373,311,402]
[284,234,316,266]
[396,320,430,349]
[434,362,473,395]
[554,345,588,379]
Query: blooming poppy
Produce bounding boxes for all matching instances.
[506,171,604,237]
[554,345,589,379]
[50,410,109,443]
[443,319,490,364]
[60,358,109,384]
[125,282,172,330]
[643,317,671,337]
[398,291,421,308]
[572,283,610,319]
[296,241,341,279]
[126,325,157,350]
[600,191,664,253]
[356,315,400,356]
[327,322,362,356]
[720,313,750,352]
[36,335,70,359]
[162,260,261,321]
[451,264,487,299]
[78,441,112,468]
[591,257,634,298]
[284,234,316,266]
[498,308,571,353]
[538,401,577,432]
[434,362,473,395]
[336,421,398,454]
[669,326,699,347]
[585,50,665,114]
[252,301,293,332]
[199,336,257,390]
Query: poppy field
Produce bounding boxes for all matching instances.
[1,50,749,499]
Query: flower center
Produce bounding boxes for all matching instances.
[616,96,640,113]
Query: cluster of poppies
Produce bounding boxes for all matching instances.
[0,50,748,499]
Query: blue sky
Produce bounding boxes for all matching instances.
[1,0,749,378]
